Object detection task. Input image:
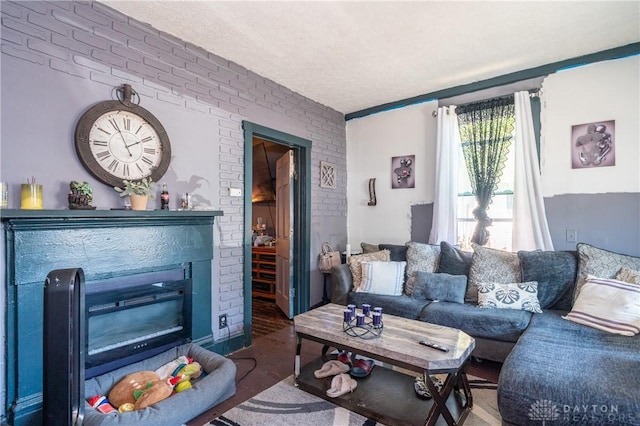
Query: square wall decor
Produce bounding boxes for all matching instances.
[320,161,336,188]
[571,120,615,169]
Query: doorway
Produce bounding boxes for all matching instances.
[242,121,311,347]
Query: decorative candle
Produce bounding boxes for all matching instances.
[372,312,382,327]
[362,303,371,316]
[373,307,383,322]
[20,184,43,209]
[356,313,365,326]
[343,309,352,322]
[347,304,356,316]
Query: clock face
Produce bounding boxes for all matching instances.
[88,110,162,181]
[75,100,171,188]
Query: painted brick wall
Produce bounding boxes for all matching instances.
[1,0,346,362]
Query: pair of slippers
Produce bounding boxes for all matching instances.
[414,375,444,399]
[336,352,376,378]
[326,373,357,398]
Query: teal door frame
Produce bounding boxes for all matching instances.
[242,121,311,347]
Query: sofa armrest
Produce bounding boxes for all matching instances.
[330,264,352,305]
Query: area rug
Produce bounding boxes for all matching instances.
[206,375,500,426]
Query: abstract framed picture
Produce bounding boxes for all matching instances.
[571,120,615,169]
[391,155,415,189]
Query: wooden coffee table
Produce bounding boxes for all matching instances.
[294,303,475,426]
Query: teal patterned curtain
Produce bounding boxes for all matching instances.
[457,97,515,246]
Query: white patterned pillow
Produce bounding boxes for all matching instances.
[575,244,640,301]
[404,242,441,295]
[347,250,390,291]
[467,244,521,303]
[615,267,640,285]
[358,261,406,296]
[563,276,640,336]
[477,281,542,313]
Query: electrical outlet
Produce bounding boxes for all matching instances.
[219,314,227,329]
[566,229,577,243]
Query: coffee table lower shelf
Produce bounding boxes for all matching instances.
[297,357,469,426]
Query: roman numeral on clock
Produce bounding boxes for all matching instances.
[92,140,108,147]
[96,151,111,160]
[124,118,130,131]
[141,136,153,143]
[123,163,130,177]
[141,156,154,166]
[107,159,119,173]
[109,119,120,132]
[144,148,156,155]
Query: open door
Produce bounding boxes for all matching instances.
[275,150,294,317]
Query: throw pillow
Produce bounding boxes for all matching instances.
[358,261,406,296]
[477,281,543,313]
[404,242,441,295]
[348,250,390,291]
[615,267,640,285]
[411,271,467,304]
[379,244,408,262]
[563,276,640,336]
[575,243,640,301]
[466,243,521,303]
[517,250,578,311]
[437,241,473,276]
[360,242,380,254]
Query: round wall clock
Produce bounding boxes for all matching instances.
[75,84,171,188]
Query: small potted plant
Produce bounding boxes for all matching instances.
[114,178,155,211]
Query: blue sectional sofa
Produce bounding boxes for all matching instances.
[331,242,640,425]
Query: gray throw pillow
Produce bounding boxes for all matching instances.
[517,250,577,311]
[360,242,380,254]
[437,241,472,276]
[379,244,408,262]
[411,271,467,304]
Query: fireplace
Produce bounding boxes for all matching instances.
[85,269,192,378]
[1,209,223,426]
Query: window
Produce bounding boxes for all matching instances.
[456,103,515,251]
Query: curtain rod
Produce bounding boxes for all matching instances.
[432,89,542,116]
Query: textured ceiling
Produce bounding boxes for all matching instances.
[101,1,640,114]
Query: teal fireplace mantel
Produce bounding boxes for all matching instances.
[1,209,223,425]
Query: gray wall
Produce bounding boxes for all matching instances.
[410,194,640,257]
[0,1,347,341]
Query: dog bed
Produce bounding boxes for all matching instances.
[83,343,236,425]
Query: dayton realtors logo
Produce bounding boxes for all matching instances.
[528,399,637,424]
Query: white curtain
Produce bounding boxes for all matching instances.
[429,106,461,245]
[512,91,554,251]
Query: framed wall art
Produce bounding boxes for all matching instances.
[391,155,415,189]
[571,120,615,169]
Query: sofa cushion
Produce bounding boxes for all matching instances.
[563,276,640,336]
[467,244,521,303]
[616,267,640,285]
[419,301,531,343]
[347,250,390,291]
[517,249,577,311]
[477,281,543,313]
[437,241,473,276]
[404,242,441,295]
[498,311,640,426]
[358,261,406,296]
[575,243,640,300]
[379,244,408,262]
[411,272,466,304]
[346,292,430,320]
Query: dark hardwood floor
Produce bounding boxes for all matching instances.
[187,301,502,425]
[251,297,293,339]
